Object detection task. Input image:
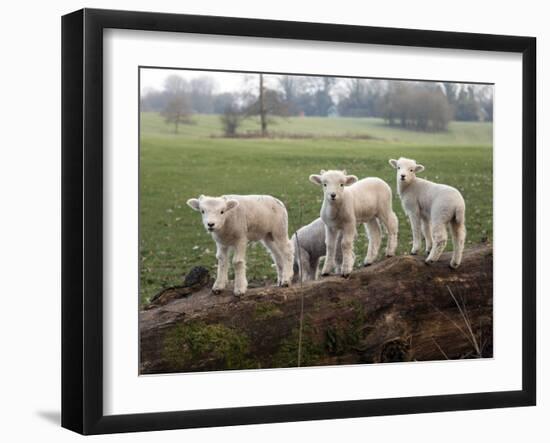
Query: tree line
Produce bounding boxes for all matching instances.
[141,74,493,135]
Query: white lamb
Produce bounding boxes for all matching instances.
[187,194,294,295]
[389,157,466,269]
[309,170,399,277]
[291,217,342,282]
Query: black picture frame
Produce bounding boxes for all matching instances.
[61,8,536,435]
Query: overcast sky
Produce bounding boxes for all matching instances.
[139,67,493,98]
[140,68,265,95]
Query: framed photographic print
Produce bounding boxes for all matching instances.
[61,8,536,435]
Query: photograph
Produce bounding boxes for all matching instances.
[138,67,494,375]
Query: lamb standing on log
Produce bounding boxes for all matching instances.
[187,195,294,295]
[389,157,466,269]
[309,170,399,277]
[292,217,343,282]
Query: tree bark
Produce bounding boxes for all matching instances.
[140,244,493,374]
[259,73,267,136]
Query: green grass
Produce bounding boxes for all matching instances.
[142,113,493,146]
[140,112,493,305]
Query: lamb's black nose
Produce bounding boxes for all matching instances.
[330,193,336,199]
[207,222,215,227]
[400,174,406,180]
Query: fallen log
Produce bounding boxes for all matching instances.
[140,244,493,374]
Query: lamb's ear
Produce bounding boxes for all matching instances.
[342,169,347,175]
[389,159,398,169]
[187,198,201,211]
[415,164,425,173]
[225,199,239,212]
[320,169,326,174]
[345,175,358,186]
[309,174,322,185]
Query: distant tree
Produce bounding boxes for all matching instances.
[454,85,481,121]
[337,79,386,117]
[220,104,244,137]
[244,74,288,136]
[212,92,240,114]
[278,75,300,115]
[190,76,216,113]
[383,82,452,132]
[161,95,193,133]
[443,82,458,106]
[164,75,188,96]
[478,85,494,122]
[160,75,193,133]
[259,74,267,135]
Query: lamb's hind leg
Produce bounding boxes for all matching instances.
[364,219,382,266]
[262,239,284,285]
[378,210,398,257]
[269,234,294,287]
[295,246,313,283]
[425,222,447,265]
[449,220,466,269]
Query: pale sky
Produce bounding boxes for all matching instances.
[139,67,493,99]
[139,68,274,95]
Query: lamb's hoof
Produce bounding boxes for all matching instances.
[341,273,351,279]
[449,261,460,270]
[385,254,395,258]
[279,281,290,288]
[363,262,372,267]
[425,258,434,265]
[321,272,331,277]
[233,290,246,297]
[211,288,222,295]
[410,251,418,256]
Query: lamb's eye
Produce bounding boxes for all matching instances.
[397,166,400,170]
[201,210,204,214]
[410,168,414,172]
[340,183,344,187]
[323,183,327,187]
[220,210,224,214]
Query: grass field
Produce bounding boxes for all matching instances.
[140,112,493,305]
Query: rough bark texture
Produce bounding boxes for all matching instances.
[140,245,493,374]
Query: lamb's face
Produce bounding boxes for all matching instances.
[389,157,425,184]
[186,196,239,233]
[309,169,358,203]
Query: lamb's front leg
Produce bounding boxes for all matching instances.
[340,224,357,277]
[421,219,432,256]
[212,244,229,294]
[232,240,248,296]
[321,226,338,276]
[409,212,423,255]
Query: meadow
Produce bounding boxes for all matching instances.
[140,113,493,305]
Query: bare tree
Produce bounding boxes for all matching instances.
[383,82,452,131]
[220,104,244,137]
[259,74,267,136]
[161,75,193,133]
[161,95,193,133]
[164,75,188,96]
[190,76,216,113]
[243,74,288,136]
